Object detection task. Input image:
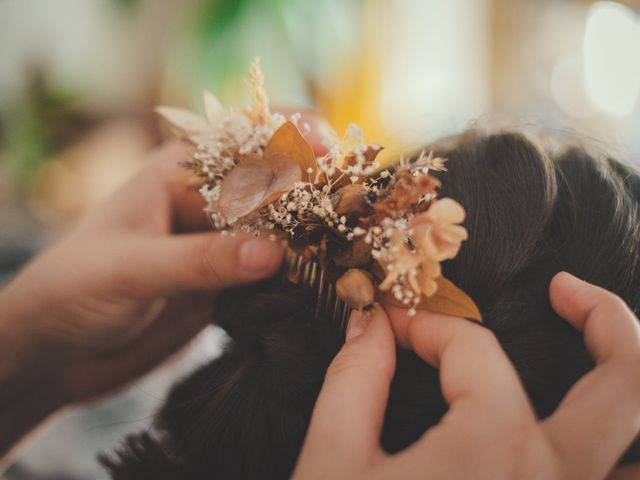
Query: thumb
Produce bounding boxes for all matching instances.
[126,232,284,296]
[294,304,396,477]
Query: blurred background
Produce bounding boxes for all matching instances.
[1,0,639,478]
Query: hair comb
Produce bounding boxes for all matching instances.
[156,59,482,322]
[281,250,351,325]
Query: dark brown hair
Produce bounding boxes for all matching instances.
[101,130,640,479]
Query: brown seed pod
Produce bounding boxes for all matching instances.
[333,236,372,268]
[334,184,372,217]
[336,268,375,311]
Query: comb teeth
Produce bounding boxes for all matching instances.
[283,250,351,326]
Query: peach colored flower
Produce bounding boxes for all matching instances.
[379,197,467,302]
[410,197,468,262]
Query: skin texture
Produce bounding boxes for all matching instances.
[294,273,640,480]
[0,108,331,465]
[0,119,638,478]
[0,142,285,463]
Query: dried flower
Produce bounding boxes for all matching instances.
[410,197,468,261]
[247,58,271,126]
[218,153,301,223]
[155,60,481,321]
[374,171,440,218]
[376,197,467,311]
[334,184,372,218]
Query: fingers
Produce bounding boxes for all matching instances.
[62,293,213,403]
[152,142,214,232]
[84,142,194,232]
[607,464,640,480]
[98,113,331,235]
[140,141,213,233]
[542,272,640,480]
[294,305,395,477]
[377,306,536,479]
[549,271,640,361]
[386,306,532,418]
[127,233,284,296]
[169,183,211,233]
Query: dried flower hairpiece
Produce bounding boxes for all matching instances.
[156,59,481,321]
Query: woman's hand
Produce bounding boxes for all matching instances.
[0,142,283,459]
[293,272,640,480]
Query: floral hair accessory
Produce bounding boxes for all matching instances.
[156,60,481,321]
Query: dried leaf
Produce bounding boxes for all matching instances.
[218,154,301,222]
[374,172,441,219]
[334,184,372,217]
[382,276,482,322]
[343,145,383,169]
[333,237,372,268]
[265,121,317,176]
[203,91,224,126]
[155,106,209,138]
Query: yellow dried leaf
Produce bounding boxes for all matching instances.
[219,154,301,222]
[265,121,317,176]
[382,276,482,322]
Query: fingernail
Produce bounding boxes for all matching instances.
[346,309,371,341]
[238,239,282,273]
[558,271,585,285]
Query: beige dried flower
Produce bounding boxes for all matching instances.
[410,197,468,261]
[154,60,481,321]
[247,58,271,126]
[378,197,467,309]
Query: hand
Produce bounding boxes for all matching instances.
[293,272,640,480]
[0,143,283,458]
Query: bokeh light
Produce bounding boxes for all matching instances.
[583,1,640,117]
[1,1,639,477]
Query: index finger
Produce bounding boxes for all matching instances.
[386,305,531,417]
[87,141,209,232]
[294,305,396,477]
[549,271,640,362]
[382,306,536,477]
[542,272,640,480]
[146,141,211,233]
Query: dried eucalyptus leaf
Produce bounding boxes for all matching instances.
[155,106,210,137]
[382,276,482,322]
[219,154,301,222]
[265,121,317,176]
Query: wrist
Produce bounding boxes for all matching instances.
[0,280,46,378]
[0,284,66,462]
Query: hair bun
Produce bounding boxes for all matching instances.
[433,131,557,304]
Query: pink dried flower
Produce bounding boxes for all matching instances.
[410,197,468,261]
